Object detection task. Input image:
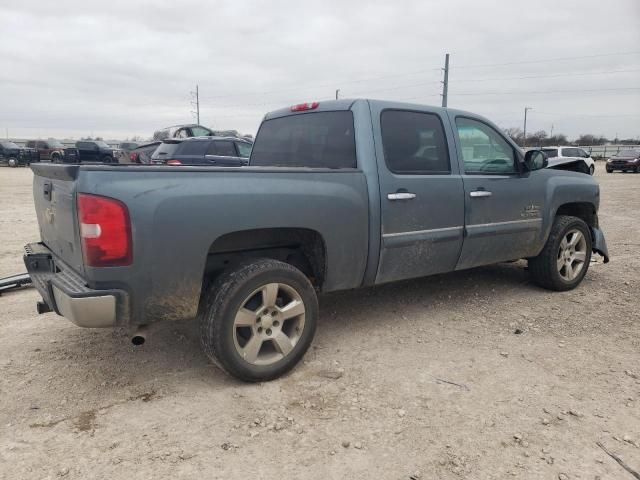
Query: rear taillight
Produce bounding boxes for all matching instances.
[290,102,319,112]
[77,193,132,267]
[129,152,138,162]
[166,159,182,165]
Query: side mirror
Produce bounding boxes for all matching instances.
[524,149,548,171]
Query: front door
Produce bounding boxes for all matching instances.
[450,115,546,270]
[373,106,465,284]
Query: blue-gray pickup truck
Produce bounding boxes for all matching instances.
[24,99,609,382]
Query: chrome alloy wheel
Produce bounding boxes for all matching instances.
[233,283,306,366]
[557,229,588,281]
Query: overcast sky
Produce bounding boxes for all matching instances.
[1,0,639,141]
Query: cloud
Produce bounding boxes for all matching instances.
[1,0,639,140]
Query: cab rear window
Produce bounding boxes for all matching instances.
[250,111,356,169]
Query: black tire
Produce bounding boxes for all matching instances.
[7,157,18,168]
[529,215,592,291]
[51,153,60,163]
[199,258,318,382]
[589,164,595,175]
[606,168,612,173]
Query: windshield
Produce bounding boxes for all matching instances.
[48,140,64,148]
[94,141,110,148]
[1,142,19,149]
[616,149,640,157]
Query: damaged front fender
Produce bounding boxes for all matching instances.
[591,227,609,263]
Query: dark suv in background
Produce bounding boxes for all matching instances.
[65,140,116,163]
[150,136,252,166]
[0,141,34,167]
[25,139,70,162]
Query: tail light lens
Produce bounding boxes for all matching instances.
[129,152,138,162]
[166,159,182,165]
[77,193,132,267]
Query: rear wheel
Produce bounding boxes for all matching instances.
[7,157,17,168]
[51,153,60,163]
[199,258,318,382]
[589,164,595,175]
[529,215,592,291]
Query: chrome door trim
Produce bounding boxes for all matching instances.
[382,226,464,248]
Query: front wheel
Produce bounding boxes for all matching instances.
[589,164,595,175]
[7,157,18,167]
[529,215,592,291]
[199,258,318,382]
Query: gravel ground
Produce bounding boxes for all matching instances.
[0,164,638,480]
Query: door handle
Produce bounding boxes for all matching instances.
[387,192,416,201]
[469,190,492,198]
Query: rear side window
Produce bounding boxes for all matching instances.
[178,140,208,156]
[251,111,356,168]
[152,142,181,159]
[381,110,450,174]
[541,148,558,158]
[213,141,237,156]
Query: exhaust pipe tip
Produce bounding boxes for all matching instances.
[130,325,148,346]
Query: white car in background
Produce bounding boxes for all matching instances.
[540,146,595,175]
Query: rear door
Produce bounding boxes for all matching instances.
[371,106,465,284]
[451,115,545,269]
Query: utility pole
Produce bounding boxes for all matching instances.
[550,123,554,138]
[523,107,532,147]
[190,84,200,124]
[335,89,340,100]
[441,53,450,108]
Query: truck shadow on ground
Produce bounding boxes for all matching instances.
[31,261,536,394]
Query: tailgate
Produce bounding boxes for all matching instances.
[31,163,85,275]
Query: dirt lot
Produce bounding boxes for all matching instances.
[0,164,638,480]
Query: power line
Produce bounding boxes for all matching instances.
[450,68,640,83]
[197,51,640,102]
[452,87,640,96]
[453,50,640,69]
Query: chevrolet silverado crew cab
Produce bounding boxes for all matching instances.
[24,99,609,382]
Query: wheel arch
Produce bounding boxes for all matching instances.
[554,202,598,228]
[202,227,327,291]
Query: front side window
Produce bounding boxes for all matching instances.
[455,118,516,174]
[251,111,356,169]
[381,110,450,174]
[235,141,252,158]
